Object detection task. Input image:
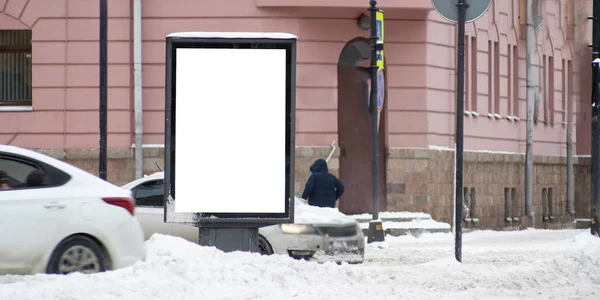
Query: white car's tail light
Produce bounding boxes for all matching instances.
[103,197,135,216]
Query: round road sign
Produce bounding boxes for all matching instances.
[431,0,492,23]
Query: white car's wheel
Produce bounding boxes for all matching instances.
[258,235,273,255]
[47,235,110,275]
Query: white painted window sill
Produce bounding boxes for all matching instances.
[0,106,33,112]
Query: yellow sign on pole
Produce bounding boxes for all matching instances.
[376,10,384,69]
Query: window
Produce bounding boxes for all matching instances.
[494,41,500,115]
[548,56,555,125]
[471,36,478,112]
[133,180,164,207]
[504,187,519,222]
[487,40,500,117]
[465,36,478,113]
[507,45,512,117]
[567,60,573,125]
[542,187,554,221]
[0,155,70,190]
[536,54,547,123]
[507,45,520,119]
[465,36,470,112]
[488,41,493,114]
[512,46,519,118]
[463,187,478,222]
[562,59,567,123]
[0,30,32,106]
[0,157,37,188]
[539,55,555,125]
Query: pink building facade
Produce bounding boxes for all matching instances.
[0,0,593,228]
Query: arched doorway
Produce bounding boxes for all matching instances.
[337,38,387,215]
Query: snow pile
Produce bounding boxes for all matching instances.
[294,197,356,225]
[0,235,400,300]
[364,229,600,299]
[1,230,599,300]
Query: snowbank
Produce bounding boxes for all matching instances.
[1,230,599,300]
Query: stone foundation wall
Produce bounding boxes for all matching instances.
[387,148,591,230]
[33,146,591,230]
[35,148,164,187]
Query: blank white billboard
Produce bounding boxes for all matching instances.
[174,47,287,213]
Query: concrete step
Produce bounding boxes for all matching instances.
[574,218,591,229]
[361,227,450,237]
[355,212,452,237]
[351,212,433,224]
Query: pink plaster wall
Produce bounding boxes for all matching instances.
[0,0,592,157]
[422,0,590,156]
[0,0,132,149]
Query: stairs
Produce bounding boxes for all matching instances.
[351,212,451,237]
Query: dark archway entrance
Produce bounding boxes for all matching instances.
[337,38,387,215]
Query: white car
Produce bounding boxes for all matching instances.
[122,172,365,264]
[0,145,146,275]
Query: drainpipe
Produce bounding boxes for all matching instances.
[566,56,575,217]
[133,0,144,179]
[567,120,575,217]
[525,0,535,221]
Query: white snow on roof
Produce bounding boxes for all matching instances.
[295,205,357,225]
[167,32,297,39]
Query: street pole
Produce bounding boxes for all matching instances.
[454,0,467,263]
[99,0,108,181]
[592,58,600,236]
[591,0,600,237]
[370,0,379,223]
[525,0,535,223]
[366,0,385,243]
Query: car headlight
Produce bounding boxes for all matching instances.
[280,224,319,235]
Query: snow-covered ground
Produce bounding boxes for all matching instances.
[1,229,599,300]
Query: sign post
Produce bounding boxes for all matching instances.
[99,0,107,181]
[366,0,386,244]
[431,0,491,262]
[164,32,297,252]
[590,0,600,237]
[592,58,600,237]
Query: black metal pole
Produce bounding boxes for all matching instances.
[369,0,379,221]
[366,1,385,243]
[99,0,108,181]
[592,58,600,237]
[591,0,600,236]
[454,0,468,263]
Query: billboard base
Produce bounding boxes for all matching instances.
[199,227,259,253]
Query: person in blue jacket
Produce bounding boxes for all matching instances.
[301,158,344,208]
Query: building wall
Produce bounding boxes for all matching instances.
[0,0,589,152]
[0,0,594,228]
[0,0,132,149]
[422,0,588,156]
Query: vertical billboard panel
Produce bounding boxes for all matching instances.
[164,32,297,227]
